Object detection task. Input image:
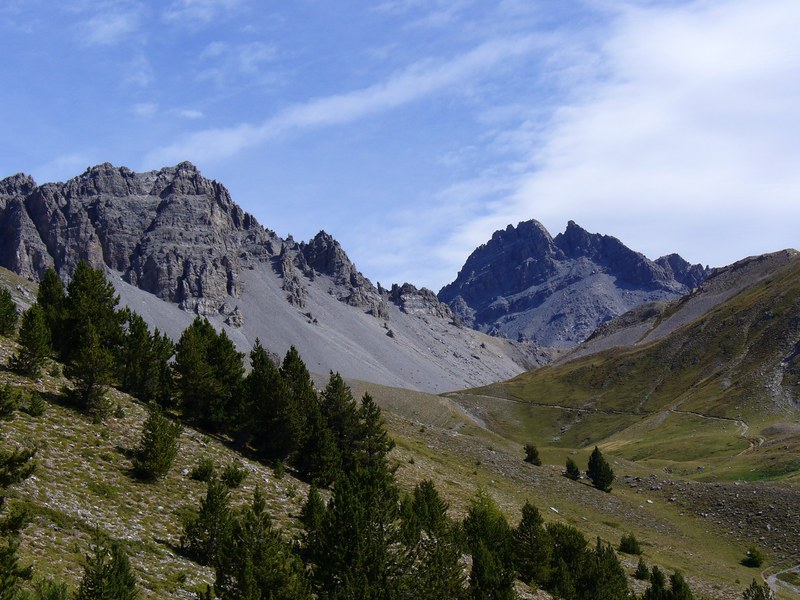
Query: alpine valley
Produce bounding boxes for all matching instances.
[0,163,798,599]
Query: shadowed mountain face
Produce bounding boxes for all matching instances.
[438,219,709,348]
[0,163,545,392]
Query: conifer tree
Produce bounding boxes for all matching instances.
[0,385,17,421]
[182,477,233,566]
[61,261,123,365]
[523,444,541,466]
[117,310,174,405]
[280,346,317,453]
[11,305,51,378]
[587,446,614,492]
[550,557,577,600]
[0,445,36,597]
[320,373,360,471]
[65,323,114,421]
[565,457,581,481]
[74,531,138,600]
[463,489,514,600]
[513,501,552,586]
[299,485,326,552]
[214,486,312,600]
[743,579,775,600]
[132,406,182,481]
[242,339,286,457]
[36,268,65,345]
[310,467,404,600]
[545,522,588,591]
[0,288,17,337]
[578,538,630,599]
[668,571,694,600]
[354,393,395,477]
[294,403,341,488]
[406,480,466,600]
[642,565,668,600]
[635,556,651,581]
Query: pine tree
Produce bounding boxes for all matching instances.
[299,485,326,551]
[61,262,124,365]
[182,477,233,566]
[320,373,360,471]
[214,486,312,600]
[36,268,65,347]
[587,446,614,492]
[523,444,541,466]
[0,445,36,598]
[10,305,51,378]
[242,339,287,457]
[74,531,138,600]
[545,522,588,590]
[668,571,694,600]
[635,556,650,581]
[406,480,466,600]
[132,406,182,481]
[565,457,581,480]
[743,579,775,600]
[280,346,317,453]
[463,489,514,600]
[354,393,395,477]
[578,538,630,600]
[0,385,17,421]
[513,501,552,586]
[0,288,18,337]
[642,565,669,600]
[311,467,404,600]
[64,323,115,421]
[550,557,576,600]
[294,403,341,488]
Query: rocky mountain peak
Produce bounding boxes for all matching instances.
[439,219,710,348]
[0,173,37,200]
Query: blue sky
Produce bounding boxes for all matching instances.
[2,1,799,291]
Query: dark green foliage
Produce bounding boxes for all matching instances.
[354,393,395,476]
[741,547,764,568]
[220,462,247,489]
[0,446,36,598]
[635,556,651,581]
[743,579,775,600]
[668,571,694,600]
[74,531,138,600]
[294,402,341,488]
[299,485,325,546]
[309,467,404,600]
[523,443,541,466]
[60,262,124,366]
[132,406,182,481]
[30,578,70,599]
[190,458,216,482]
[64,324,114,421]
[642,566,668,600]
[117,311,174,406]
[36,268,65,348]
[565,457,581,480]
[513,501,552,586]
[405,480,466,600]
[546,522,587,578]
[319,372,360,470]
[550,557,576,600]
[579,538,630,600]
[587,446,614,492]
[0,288,18,337]
[619,532,642,555]
[0,385,18,421]
[280,346,317,453]
[243,340,293,460]
[174,318,244,431]
[11,305,52,378]
[182,477,233,566]
[22,392,47,418]
[214,486,312,600]
[463,490,514,600]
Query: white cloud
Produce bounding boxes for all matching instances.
[133,102,158,117]
[145,34,545,166]
[163,0,244,25]
[417,0,800,283]
[80,4,143,45]
[122,53,154,88]
[177,109,204,119]
[34,153,94,184]
[196,41,277,85]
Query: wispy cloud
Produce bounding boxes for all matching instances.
[196,40,277,86]
[79,2,144,45]
[402,0,800,286]
[122,53,154,88]
[163,0,245,25]
[145,35,545,166]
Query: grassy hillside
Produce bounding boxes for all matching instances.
[458,258,800,482]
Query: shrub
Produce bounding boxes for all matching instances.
[743,579,775,600]
[133,406,183,481]
[619,532,642,555]
[190,457,215,482]
[0,383,19,420]
[221,461,248,488]
[741,547,764,568]
[23,392,47,417]
[524,444,542,466]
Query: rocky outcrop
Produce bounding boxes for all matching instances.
[439,219,710,348]
[388,283,457,322]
